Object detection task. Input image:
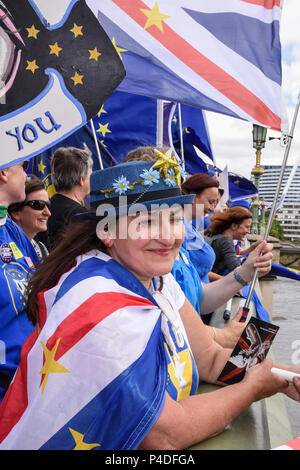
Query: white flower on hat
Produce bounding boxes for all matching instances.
[164,168,177,187]
[112,175,130,195]
[140,168,160,186]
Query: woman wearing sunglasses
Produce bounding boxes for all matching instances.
[9,175,51,260]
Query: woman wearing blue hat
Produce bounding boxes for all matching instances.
[1,148,298,450]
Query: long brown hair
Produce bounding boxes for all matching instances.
[26,217,106,325]
[206,206,252,235]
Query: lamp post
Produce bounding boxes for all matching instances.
[251,125,267,234]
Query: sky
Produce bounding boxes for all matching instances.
[203,0,300,180]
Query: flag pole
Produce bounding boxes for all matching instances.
[89,119,104,170]
[178,103,185,172]
[240,92,300,322]
[156,99,164,147]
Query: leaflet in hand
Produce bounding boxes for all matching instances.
[217,316,280,385]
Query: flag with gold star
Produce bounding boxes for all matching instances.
[89,90,158,161]
[87,0,283,131]
[171,104,214,169]
[0,0,125,169]
[0,251,168,450]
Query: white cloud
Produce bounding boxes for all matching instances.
[204,0,300,180]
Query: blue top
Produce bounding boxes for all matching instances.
[182,219,216,284]
[0,218,39,402]
[172,246,203,316]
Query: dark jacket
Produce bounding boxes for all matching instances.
[205,233,240,275]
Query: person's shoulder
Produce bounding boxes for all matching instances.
[213,235,234,248]
[2,218,39,262]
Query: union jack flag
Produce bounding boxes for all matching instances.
[0,251,198,450]
[87,0,283,130]
[0,252,166,449]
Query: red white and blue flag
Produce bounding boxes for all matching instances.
[87,0,283,130]
[0,252,167,450]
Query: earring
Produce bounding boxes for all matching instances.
[102,238,113,248]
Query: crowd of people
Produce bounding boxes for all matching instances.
[0,145,299,450]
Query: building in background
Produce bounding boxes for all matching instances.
[259,165,300,241]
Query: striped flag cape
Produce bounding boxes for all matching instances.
[0,251,167,450]
[88,0,283,130]
[272,437,300,450]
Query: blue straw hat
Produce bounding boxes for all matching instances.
[81,151,195,218]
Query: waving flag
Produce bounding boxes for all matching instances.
[0,251,167,450]
[87,0,283,130]
[270,263,300,281]
[89,90,157,162]
[171,104,214,163]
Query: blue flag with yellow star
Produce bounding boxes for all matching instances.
[88,90,157,162]
[0,0,125,169]
[171,104,214,167]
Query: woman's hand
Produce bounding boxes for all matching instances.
[239,238,263,256]
[239,240,273,282]
[212,307,246,349]
[243,358,289,401]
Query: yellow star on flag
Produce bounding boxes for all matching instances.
[96,122,111,137]
[69,428,101,450]
[111,37,127,60]
[100,140,107,148]
[26,24,40,39]
[97,105,107,118]
[39,338,70,393]
[70,23,83,38]
[71,72,84,85]
[89,47,101,61]
[152,149,181,185]
[141,2,170,32]
[38,159,46,175]
[49,42,62,57]
[26,59,39,74]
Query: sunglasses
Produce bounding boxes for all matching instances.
[22,161,29,171]
[22,200,51,211]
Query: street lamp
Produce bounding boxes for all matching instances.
[251,125,267,234]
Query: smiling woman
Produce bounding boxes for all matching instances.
[205,206,253,276]
[8,174,50,259]
[0,149,299,451]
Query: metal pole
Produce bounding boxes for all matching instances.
[178,103,185,172]
[242,92,300,318]
[90,119,104,170]
[156,99,164,147]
